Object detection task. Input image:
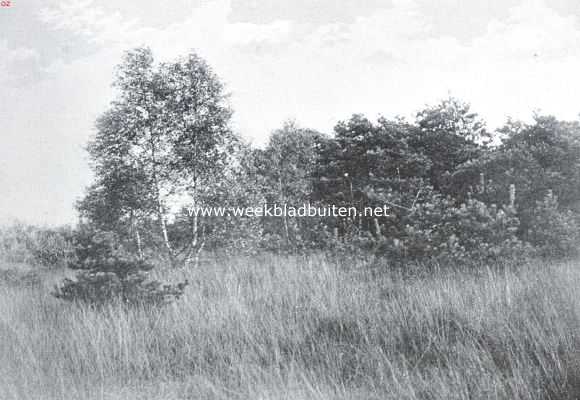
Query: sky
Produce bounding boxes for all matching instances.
[1,0,580,225]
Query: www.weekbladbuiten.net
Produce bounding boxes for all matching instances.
[186,203,410,218]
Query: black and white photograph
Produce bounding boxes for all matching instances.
[3,1,580,399]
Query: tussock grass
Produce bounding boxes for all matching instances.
[1,254,580,399]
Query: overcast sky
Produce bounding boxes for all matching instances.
[2,0,580,225]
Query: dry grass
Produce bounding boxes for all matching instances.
[1,254,580,399]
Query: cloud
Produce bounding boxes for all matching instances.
[364,50,401,65]
[38,0,141,45]
[3,0,580,224]
[225,20,293,46]
[23,0,580,138]
[0,40,41,86]
[474,0,580,60]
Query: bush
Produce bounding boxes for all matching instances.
[0,224,35,264]
[29,227,75,267]
[373,196,532,268]
[0,224,74,267]
[524,193,579,258]
[53,225,188,307]
[53,259,188,306]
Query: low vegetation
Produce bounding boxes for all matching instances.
[2,254,580,399]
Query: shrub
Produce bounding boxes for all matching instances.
[0,223,35,264]
[53,225,188,307]
[53,259,188,306]
[29,227,75,267]
[524,193,579,258]
[0,224,74,267]
[373,196,532,268]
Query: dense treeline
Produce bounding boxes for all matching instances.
[76,48,579,266]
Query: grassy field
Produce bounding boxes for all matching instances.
[1,254,580,399]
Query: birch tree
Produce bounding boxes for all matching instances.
[81,47,234,266]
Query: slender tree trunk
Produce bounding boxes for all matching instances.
[185,209,199,266]
[135,227,143,260]
[509,184,516,209]
[130,209,144,260]
[185,193,205,269]
[190,224,205,269]
[157,205,175,266]
[149,135,174,264]
[279,176,290,244]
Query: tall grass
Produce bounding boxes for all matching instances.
[1,254,580,399]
